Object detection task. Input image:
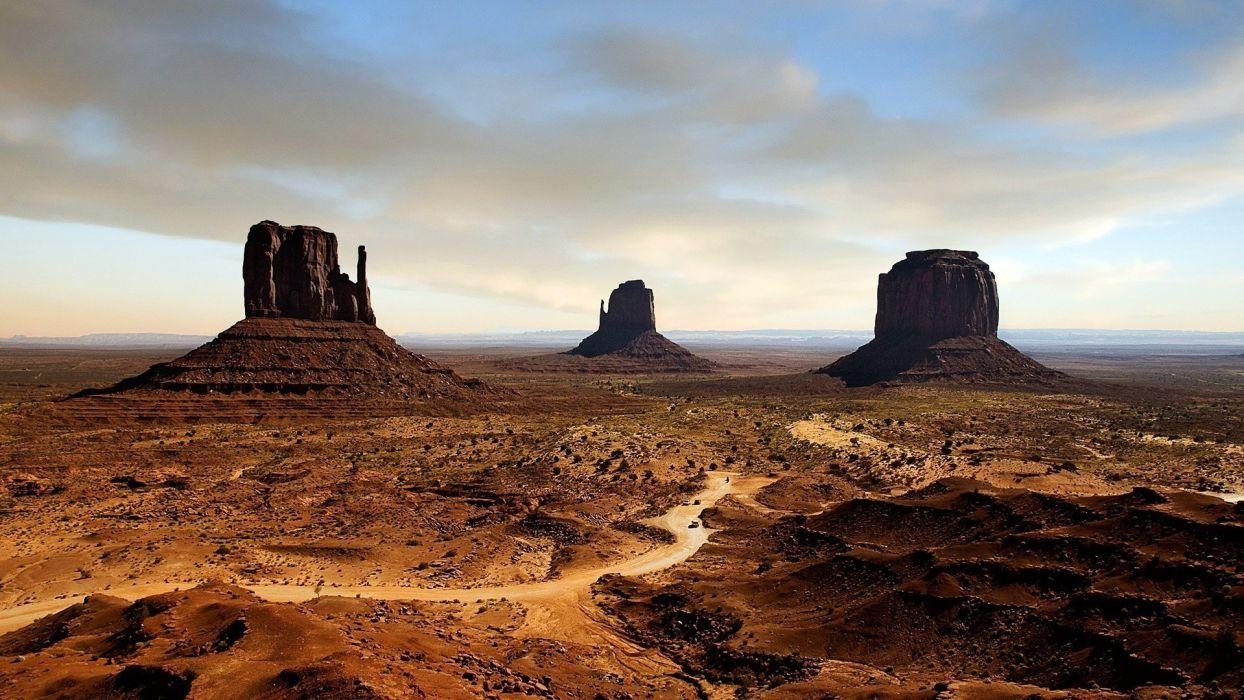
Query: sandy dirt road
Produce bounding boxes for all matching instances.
[0,471,769,635]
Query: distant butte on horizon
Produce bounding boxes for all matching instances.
[564,279,718,372]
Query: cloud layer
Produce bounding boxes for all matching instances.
[2,1,1242,332]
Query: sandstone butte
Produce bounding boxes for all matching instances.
[77,221,490,402]
[818,249,1063,386]
[243,220,375,325]
[566,280,717,372]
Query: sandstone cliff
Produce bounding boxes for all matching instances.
[875,250,998,341]
[243,221,375,324]
[78,222,492,407]
[569,280,658,357]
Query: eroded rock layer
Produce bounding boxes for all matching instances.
[71,222,493,409]
[79,318,485,400]
[875,249,998,341]
[0,583,502,698]
[819,250,1061,386]
[568,280,658,357]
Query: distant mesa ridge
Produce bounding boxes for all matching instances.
[818,249,1062,386]
[243,220,375,324]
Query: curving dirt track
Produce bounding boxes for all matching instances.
[0,471,762,635]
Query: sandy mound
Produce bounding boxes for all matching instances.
[0,582,475,698]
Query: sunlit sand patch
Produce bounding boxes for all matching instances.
[787,417,888,450]
[968,457,1130,496]
[1140,433,1209,446]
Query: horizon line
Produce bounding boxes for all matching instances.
[4,327,1244,340]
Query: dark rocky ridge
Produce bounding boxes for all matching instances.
[243,220,374,324]
[819,250,1062,386]
[638,478,1244,695]
[565,280,716,372]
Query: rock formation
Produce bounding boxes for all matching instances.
[243,221,375,324]
[79,221,490,406]
[874,250,998,341]
[561,280,717,372]
[818,250,1061,386]
[568,280,657,356]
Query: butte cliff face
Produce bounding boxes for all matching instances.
[562,280,716,372]
[243,221,375,324]
[875,250,998,342]
[819,250,1061,386]
[78,221,490,408]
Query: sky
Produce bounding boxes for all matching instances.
[2,0,1243,336]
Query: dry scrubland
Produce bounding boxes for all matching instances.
[0,345,1242,698]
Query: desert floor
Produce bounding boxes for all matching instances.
[0,344,1242,698]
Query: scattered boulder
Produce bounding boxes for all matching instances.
[818,250,1062,386]
[5,474,63,498]
[112,664,195,699]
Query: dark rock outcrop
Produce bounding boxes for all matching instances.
[563,281,717,372]
[818,250,1062,386]
[875,250,998,341]
[243,221,375,324]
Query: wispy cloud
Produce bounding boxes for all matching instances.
[972,9,1244,136]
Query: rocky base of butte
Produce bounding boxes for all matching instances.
[820,249,1062,386]
[81,318,485,400]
